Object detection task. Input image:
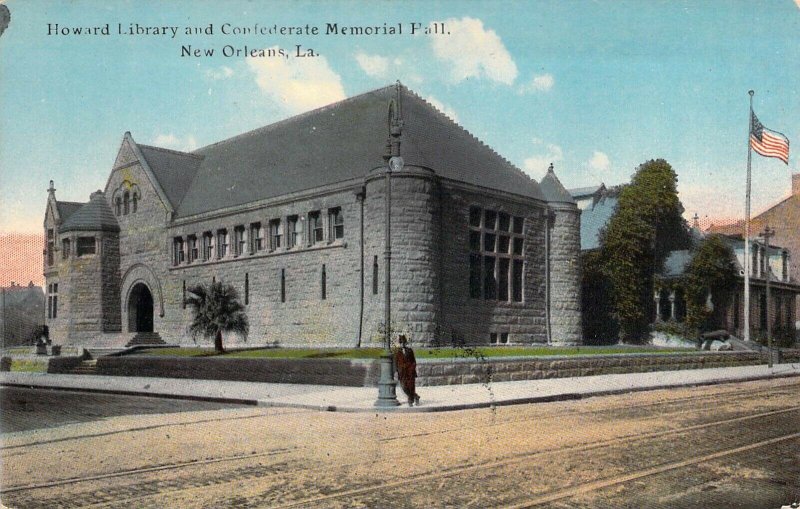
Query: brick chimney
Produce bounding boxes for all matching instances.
[793,173,800,196]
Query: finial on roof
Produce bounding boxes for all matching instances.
[547,163,554,173]
[692,213,700,229]
[48,180,55,195]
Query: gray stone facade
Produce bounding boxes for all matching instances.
[42,85,583,348]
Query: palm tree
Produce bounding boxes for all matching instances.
[185,281,249,353]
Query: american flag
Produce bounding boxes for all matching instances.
[750,111,789,164]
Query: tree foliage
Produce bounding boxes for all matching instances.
[599,159,691,343]
[185,281,249,353]
[682,235,738,334]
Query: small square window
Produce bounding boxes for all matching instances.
[498,235,510,254]
[500,332,509,344]
[77,237,96,257]
[469,207,482,227]
[513,238,524,255]
[484,210,497,230]
[490,333,498,344]
[512,216,524,234]
[498,213,510,232]
[469,231,481,252]
[483,233,496,252]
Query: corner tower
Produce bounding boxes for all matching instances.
[540,165,583,345]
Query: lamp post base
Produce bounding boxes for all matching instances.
[374,352,400,407]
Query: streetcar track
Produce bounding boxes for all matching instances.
[33,404,800,509]
[502,432,800,508]
[0,447,295,494]
[0,407,308,451]
[379,381,800,443]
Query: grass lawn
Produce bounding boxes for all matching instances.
[132,345,693,360]
[8,359,49,372]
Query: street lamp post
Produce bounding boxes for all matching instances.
[759,225,775,368]
[374,88,403,408]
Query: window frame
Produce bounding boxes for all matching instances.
[468,207,526,303]
[76,236,96,257]
[329,207,344,241]
[309,211,324,244]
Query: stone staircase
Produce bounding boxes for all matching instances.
[125,332,167,347]
[66,359,99,375]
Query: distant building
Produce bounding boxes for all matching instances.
[0,281,45,347]
[570,182,800,342]
[43,84,583,348]
[706,173,800,323]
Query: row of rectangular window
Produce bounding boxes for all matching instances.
[469,207,524,234]
[173,207,344,266]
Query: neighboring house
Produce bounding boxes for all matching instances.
[706,173,800,322]
[43,84,583,349]
[569,183,800,342]
[0,281,45,347]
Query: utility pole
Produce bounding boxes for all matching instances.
[759,225,775,368]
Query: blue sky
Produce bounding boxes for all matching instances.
[1,0,798,233]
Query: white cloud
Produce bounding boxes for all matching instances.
[431,17,517,85]
[355,52,389,78]
[206,66,234,80]
[425,95,459,123]
[247,48,346,113]
[152,134,198,152]
[587,151,610,172]
[522,140,563,180]
[518,73,554,94]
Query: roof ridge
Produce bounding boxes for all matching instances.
[138,143,205,160]
[403,87,534,184]
[193,84,397,154]
[57,200,86,206]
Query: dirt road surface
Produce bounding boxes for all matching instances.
[2,378,799,508]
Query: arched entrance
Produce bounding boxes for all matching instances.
[128,283,154,333]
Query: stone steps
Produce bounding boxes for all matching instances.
[66,359,98,375]
[125,332,167,347]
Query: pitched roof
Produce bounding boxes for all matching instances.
[56,201,84,222]
[137,144,203,210]
[147,85,544,218]
[539,167,575,204]
[567,185,603,199]
[59,191,120,233]
[579,193,618,250]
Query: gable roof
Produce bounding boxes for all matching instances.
[56,201,84,222]
[59,191,120,233]
[137,144,203,210]
[136,85,544,219]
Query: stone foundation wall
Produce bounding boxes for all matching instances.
[416,350,800,386]
[44,350,800,387]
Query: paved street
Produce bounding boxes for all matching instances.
[2,378,799,508]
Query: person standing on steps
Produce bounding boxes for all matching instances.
[394,334,421,406]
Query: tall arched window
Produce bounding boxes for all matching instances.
[115,197,122,216]
[132,192,138,213]
[123,191,130,215]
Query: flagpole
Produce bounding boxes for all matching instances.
[744,90,754,343]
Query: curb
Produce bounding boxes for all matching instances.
[3,369,799,413]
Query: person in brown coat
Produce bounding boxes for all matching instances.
[394,335,421,406]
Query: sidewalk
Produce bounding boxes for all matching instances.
[2,362,799,413]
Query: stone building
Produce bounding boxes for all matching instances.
[0,281,45,347]
[43,84,582,349]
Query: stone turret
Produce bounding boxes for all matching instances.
[57,190,122,340]
[539,165,582,345]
